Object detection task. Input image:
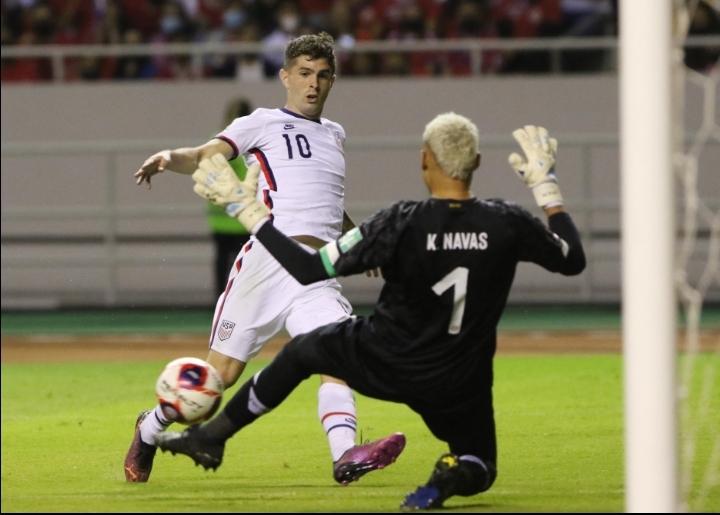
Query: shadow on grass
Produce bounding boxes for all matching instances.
[442,503,495,511]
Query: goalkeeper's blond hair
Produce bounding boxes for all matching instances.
[423,112,479,182]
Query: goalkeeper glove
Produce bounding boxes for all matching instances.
[508,125,563,208]
[192,154,270,232]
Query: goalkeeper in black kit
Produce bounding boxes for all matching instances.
[155,113,586,510]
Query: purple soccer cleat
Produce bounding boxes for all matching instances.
[124,410,157,483]
[333,432,406,485]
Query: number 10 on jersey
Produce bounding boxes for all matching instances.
[282,134,312,159]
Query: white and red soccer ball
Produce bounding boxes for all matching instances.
[155,357,224,425]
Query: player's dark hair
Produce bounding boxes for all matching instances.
[284,32,336,75]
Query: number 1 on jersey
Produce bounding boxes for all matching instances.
[432,267,468,335]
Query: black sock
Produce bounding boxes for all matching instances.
[200,344,312,444]
[429,457,497,498]
[200,381,260,443]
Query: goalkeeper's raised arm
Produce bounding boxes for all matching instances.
[508,125,585,276]
[134,138,235,189]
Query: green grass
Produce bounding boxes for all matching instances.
[1,356,624,512]
[3,354,717,512]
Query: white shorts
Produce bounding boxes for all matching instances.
[209,239,352,362]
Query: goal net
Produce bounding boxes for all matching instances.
[621,1,720,511]
[673,1,720,511]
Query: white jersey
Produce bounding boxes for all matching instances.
[217,107,346,243]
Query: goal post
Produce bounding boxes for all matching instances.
[620,1,678,512]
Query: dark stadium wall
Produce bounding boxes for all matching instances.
[1,77,716,307]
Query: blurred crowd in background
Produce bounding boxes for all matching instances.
[1,0,718,82]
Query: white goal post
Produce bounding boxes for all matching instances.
[620,1,678,512]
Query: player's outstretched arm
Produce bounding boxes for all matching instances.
[509,126,585,276]
[255,223,332,285]
[188,152,323,282]
[134,139,235,189]
[191,154,389,284]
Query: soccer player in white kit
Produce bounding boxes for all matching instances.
[124,33,405,484]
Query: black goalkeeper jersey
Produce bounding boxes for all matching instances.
[256,197,585,397]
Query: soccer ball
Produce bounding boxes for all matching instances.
[155,357,224,425]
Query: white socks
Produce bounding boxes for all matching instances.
[318,383,357,462]
[139,384,358,458]
[139,405,172,446]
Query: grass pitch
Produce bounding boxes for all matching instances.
[2,355,627,513]
[2,353,718,512]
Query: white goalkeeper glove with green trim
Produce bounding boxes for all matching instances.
[191,154,270,232]
[508,125,563,208]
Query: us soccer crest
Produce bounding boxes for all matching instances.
[332,130,343,150]
[218,320,235,341]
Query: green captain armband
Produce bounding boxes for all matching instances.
[319,242,339,277]
[319,228,364,278]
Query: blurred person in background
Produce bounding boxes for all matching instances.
[2,0,25,44]
[22,1,57,45]
[208,97,254,299]
[151,0,197,79]
[48,0,95,45]
[345,51,379,75]
[262,0,302,77]
[93,0,130,45]
[299,0,334,32]
[442,0,504,75]
[2,1,57,81]
[342,2,386,75]
[379,51,410,75]
[1,8,35,81]
[327,0,354,44]
[493,0,563,73]
[558,0,615,73]
[249,0,283,34]
[119,0,162,39]
[202,0,252,77]
[354,2,387,41]
[234,22,265,81]
[114,28,156,79]
[684,0,720,73]
[199,0,264,81]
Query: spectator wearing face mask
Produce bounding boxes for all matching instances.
[152,0,197,79]
[262,1,302,77]
[153,0,191,42]
[203,0,250,77]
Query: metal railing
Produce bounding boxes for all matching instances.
[2,36,719,82]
